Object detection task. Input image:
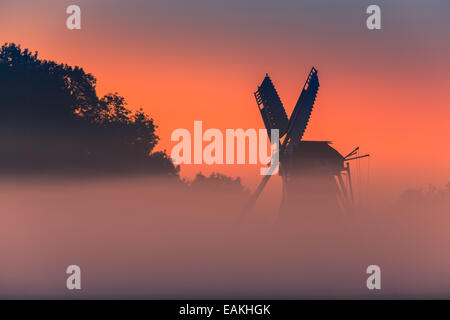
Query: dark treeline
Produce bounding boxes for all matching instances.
[0,43,247,194]
[0,43,176,176]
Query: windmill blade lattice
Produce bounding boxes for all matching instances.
[284,67,320,147]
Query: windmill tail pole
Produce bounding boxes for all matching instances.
[239,145,280,219]
[346,162,355,211]
[240,174,272,218]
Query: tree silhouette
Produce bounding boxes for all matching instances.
[0,43,178,176]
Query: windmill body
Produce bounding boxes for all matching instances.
[279,140,345,222]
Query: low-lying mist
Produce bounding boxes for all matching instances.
[1,176,450,299]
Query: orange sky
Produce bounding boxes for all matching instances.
[1,0,449,199]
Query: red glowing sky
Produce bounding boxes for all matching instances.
[1,0,449,197]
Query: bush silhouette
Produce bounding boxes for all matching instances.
[190,172,249,195]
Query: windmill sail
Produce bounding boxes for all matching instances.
[284,67,319,147]
[242,68,320,217]
[254,75,289,140]
[243,67,361,219]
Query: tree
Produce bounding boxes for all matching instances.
[0,43,178,176]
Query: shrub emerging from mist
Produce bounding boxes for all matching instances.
[189,173,249,195]
[0,43,178,176]
[396,183,450,213]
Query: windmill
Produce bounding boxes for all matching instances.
[243,67,369,222]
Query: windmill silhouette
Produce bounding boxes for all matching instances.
[243,67,369,222]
